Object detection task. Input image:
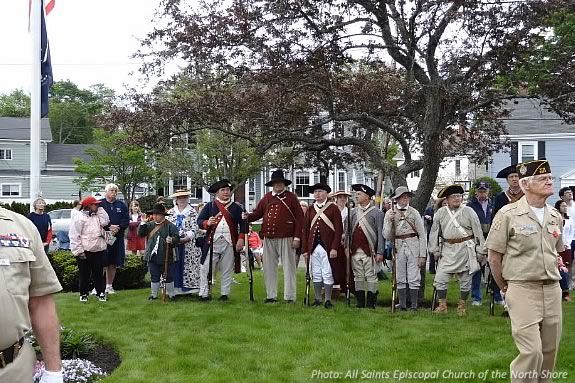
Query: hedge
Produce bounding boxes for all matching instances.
[49,251,148,292]
[1,201,76,217]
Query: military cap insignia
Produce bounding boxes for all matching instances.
[519,165,527,175]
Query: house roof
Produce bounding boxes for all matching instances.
[0,117,52,141]
[46,144,93,165]
[503,98,575,135]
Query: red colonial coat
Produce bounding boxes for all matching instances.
[302,202,346,285]
[248,190,304,239]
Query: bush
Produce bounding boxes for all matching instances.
[49,251,148,292]
[60,327,97,359]
[137,195,173,215]
[1,201,30,216]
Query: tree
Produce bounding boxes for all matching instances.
[0,89,31,117]
[0,81,114,144]
[125,0,570,212]
[74,129,154,202]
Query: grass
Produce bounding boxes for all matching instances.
[55,269,575,383]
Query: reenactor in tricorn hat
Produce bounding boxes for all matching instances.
[486,160,564,380]
[383,186,427,310]
[197,179,247,301]
[345,184,385,309]
[428,185,486,316]
[301,183,344,308]
[244,169,304,303]
[492,164,524,220]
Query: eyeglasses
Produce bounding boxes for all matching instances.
[532,175,555,183]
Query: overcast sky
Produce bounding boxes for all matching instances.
[0,0,159,95]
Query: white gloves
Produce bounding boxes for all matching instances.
[40,369,63,383]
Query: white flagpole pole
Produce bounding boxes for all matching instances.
[30,0,42,211]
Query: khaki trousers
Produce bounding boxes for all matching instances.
[0,341,35,383]
[263,237,297,300]
[199,238,235,297]
[352,249,377,292]
[506,281,562,383]
[433,269,472,292]
[396,242,421,289]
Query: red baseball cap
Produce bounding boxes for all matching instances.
[81,196,102,207]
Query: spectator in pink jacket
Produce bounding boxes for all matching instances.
[69,196,110,303]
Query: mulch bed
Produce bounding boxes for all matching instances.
[85,343,121,375]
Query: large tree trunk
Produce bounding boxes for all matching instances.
[411,86,446,213]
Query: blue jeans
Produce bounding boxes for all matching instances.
[472,268,502,302]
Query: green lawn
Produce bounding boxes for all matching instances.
[55,270,575,383]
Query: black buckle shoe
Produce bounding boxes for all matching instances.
[312,300,322,307]
[148,295,158,301]
[219,295,228,301]
[264,298,278,304]
[199,296,211,302]
[324,300,333,309]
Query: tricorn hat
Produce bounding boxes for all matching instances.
[147,203,170,216]
[169,189,192,199]
[474,181,490,190]
[208,179,234,194]
[265,169,292,187]
[351,184,376,198]
[437,184,465,198]
[496,164,520,179]
[517,160,551,179]
[307,183,331,194]
[391,186,413,200]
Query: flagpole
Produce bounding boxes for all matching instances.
[30,0,42,211]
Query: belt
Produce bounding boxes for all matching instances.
[444,235,474,244]
[0,338,24,369]
[395,233,417,240]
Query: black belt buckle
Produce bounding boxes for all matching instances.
[0,338,24,369]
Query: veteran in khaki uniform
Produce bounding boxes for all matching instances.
[486,160,563,383]
[428,184,486,316]
[345,184,385,309]
[383,186,427,311]
[0,207,63,383]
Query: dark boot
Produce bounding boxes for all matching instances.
[410,289,419,310]
[398,288,407,310]
[366,291,377,309]
[356,290,366,308]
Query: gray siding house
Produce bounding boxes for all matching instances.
[488,98,575,194]
[0,117,90,203]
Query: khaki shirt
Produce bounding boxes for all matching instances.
[383,206,427,259]
[0,208,62,350]
[485,196,562,281]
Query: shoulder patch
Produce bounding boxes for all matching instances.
[491,217,503,231]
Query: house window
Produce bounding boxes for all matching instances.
[455,160,461,177]
[0,149,12,160]
[173,176,187,192]
[337,172,346,191]
[519,142,537,163]
[1,184,20,197]
[410,170,420,178]
[295,172,310,197]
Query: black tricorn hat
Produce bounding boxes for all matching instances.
[307,183,331,194]
[496,164,520,179]
[265,169,292,187]
[147,203,170,216]
[437,184,465,198]
[352,183,376,197]
[208,179,234,194]
[517,160,551,179]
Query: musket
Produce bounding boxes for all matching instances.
[162,238,171,303]
[345,197,352,306]
[304,251,311,306]
[485,265,495,316]
[431,287,437,312]
[243,208,254,302]
[207,229,215,299]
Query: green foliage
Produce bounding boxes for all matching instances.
[136,195,172,215]
[195,129,263,186]
[74,129,154,202]
[60,327,97,359]
[0,202,30,216]
[0,89,30,117]
[0,81,114,143]
[48,251,148,292]
[468,176,503,199]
